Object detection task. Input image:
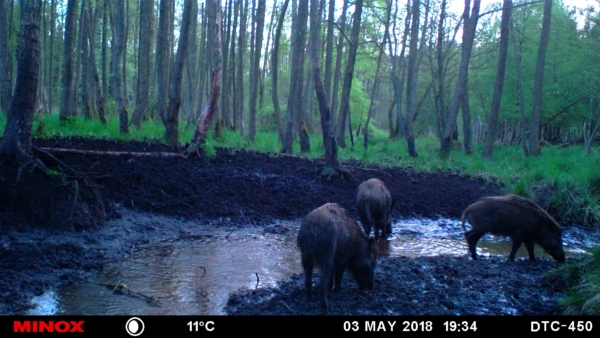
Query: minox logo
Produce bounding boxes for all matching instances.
[13,321,85,333]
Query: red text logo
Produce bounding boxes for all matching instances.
[13,321,85,333]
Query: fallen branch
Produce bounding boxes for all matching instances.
[38,147,188,159]
[97,282,162,306]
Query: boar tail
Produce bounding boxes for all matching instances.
[461,209,469,232]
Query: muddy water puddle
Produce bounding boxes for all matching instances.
[28,215,594,315]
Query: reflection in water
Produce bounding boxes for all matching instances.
[27,216,592,315]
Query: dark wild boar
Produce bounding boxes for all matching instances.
[356,178,396,241]
[461,194,565,263]
[297,203,377,311]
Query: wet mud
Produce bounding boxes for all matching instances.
[0,136,585,315]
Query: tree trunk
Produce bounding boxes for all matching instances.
[527,0,552,157]
[482,0,512,157]
[281,0,309,154]
[192,0,222,148]
[336,0,363,149]
[88,3,106,125]
[164,0,195,144]
[405,0,421,157]
[131,0,155,127]
[389,0,411,139]
[330,0,347,127]
[364,1,391,150]
[79,0,91,119]
[271,0,290,143]
[0,0,43,166]
[440,0,480,156]
[248,0,266,141]
[110,0,128,134]
[101,0,108,100]
[310,0,342,177]
[0,0,13,113]
[59,0,79,120]
[156,0,172,131]
[323,0,335,101]
[235,0,249,135]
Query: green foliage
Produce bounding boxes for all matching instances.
[554,248,600,315]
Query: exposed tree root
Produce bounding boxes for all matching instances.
[317,165,354,182]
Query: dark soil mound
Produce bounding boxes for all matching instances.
[0,136,569,315]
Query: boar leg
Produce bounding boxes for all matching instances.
[301,254,314,301]
[509,240,522,261]
[318,259,334,310]
[333,265,345,292]
[465,230,483,260]
[524,240,536,261]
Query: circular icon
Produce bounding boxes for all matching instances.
[125,317,145,336]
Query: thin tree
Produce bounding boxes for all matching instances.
[59,0,79,120]
[192,0,223,149]
[281,0,309,154]
[248,0,266,141]
[164,0,195,144]
[389,0,411,139]
[482,0,512,157]
[156,0,172,132]
[336,0,363,148]
[271,0,290,142]
[330,0,348,125]
[310,0,345,179]
[439,0,480,157]
[235,0,249,135]
[526,0,552,157]
[131,0,155,128]
[364,1,392,149]
[0,0,13,113]
[110,0,128,134]
[404,0,421,157]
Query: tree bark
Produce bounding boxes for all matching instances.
[271,0,290,143]
[482,0,512,157]
[131,0,155,127]
[0,0,13,113]
[527,0,552,157]
[59,0,79,120]
[323,0,335,101]
[440,0,480,156]
[389,0,411,139]
[336,0,363,149]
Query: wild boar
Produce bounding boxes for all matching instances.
[297,203,377,311]
[357,178,396,241]
[461,194,565,263]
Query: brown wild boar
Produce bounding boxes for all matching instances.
[461,194,565,263]
[357,178,396,241]
[297,203,377,311]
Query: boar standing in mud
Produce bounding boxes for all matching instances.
[461,194,565,263]
[297,203,377,311]
[357,178,396,241]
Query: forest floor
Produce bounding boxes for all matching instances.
[0,136,580,315]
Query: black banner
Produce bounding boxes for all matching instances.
[2,316,598,336]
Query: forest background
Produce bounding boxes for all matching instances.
[0,0,599,228]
